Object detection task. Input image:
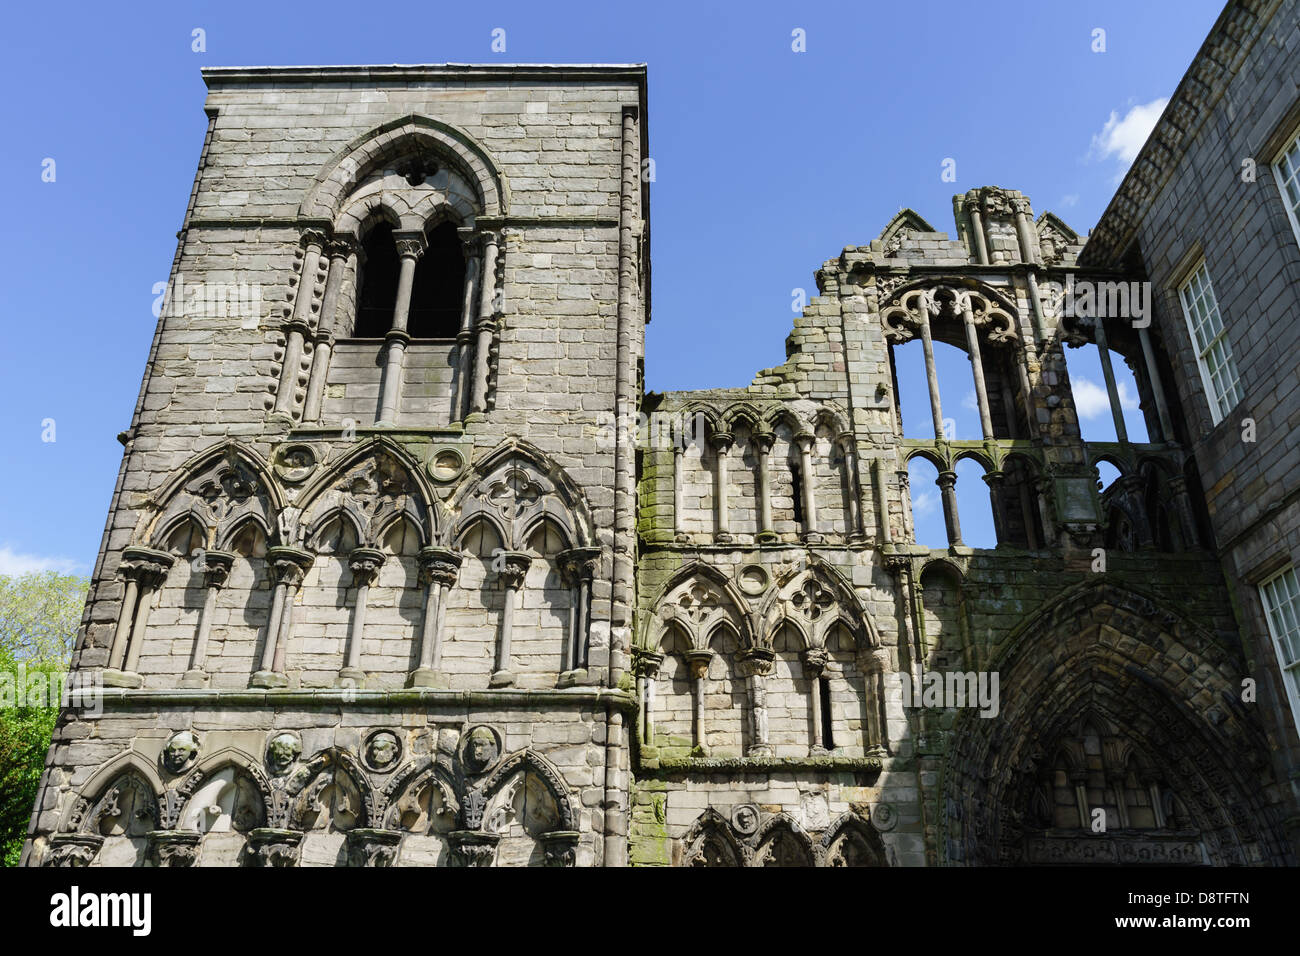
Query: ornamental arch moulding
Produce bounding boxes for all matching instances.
[758,556,877,652]
[138,442,284,552]
[446,439,596,551]
[291,437,441,550]
[640,560,756,654]
[299,114,508,226]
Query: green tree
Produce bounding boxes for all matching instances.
[0,571,88,865]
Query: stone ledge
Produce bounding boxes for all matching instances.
[639,755,882,776]
[89,686,637,711]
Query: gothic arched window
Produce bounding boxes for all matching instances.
[354,222,400,338]
[408,221,466,338]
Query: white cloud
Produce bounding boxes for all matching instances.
[1059,193,1079,208]
[912,491,939,517]
[961,390,979,412]
[1090,98,1169,167]
[1073,377,1139,419]
[0,546,85,577]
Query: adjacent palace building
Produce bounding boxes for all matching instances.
[23,0,1300,866]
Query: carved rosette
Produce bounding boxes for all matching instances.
[447,830,500,868]
[540,830,580,868]
[344,828,403,867]
[147,830,201,867]
[245,827,303,867]
[417,547,463,588]
[43,833,104,867]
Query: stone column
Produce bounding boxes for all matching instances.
[983,471,1007,546]
[181,549,235,688]
[1024,270,1049,343]
[937,470,962,546]
[377,231,425,425]
[105,547,175,688]
[917,304,947,439]
[684,649,713,755]
[250,547,313,689]
[863,647,891,756]
[803,647,830,753]
[957,292,995,440]
[837,432,866,541]
[1091,317,1129,443]
[409,547,462,688]
[273,230,326,420]
[1012,198,1039,265]
[672,442,687,541]
[897,469,914,540]
[632,648,664,748]
[1137,326,1176,442]
[710,430,734,543]
[453,233,482,422]
[1013,344,1038,437]
[754,428,777,542]
[873,458,892,544]
[339,547,384,688]
[303,238,354,423]
[558,546,601,677]
[469,231,501,415]
[795,431,822,543]
[490,550,531,687]
[737,648,775,757]
[967,202,990,265]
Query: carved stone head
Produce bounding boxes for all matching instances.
[266,733,302,776]
[462,726,500,775]
[365,730,401,772]
[161,731,200,774]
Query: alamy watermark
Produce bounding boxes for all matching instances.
[153,272,264,328]
[1,664,103,718]
[897,669,1000,718]
[1042,276,1152,328]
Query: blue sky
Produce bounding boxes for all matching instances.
[0,0,1220,570]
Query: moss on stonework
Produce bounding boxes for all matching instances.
[628,779,671,866]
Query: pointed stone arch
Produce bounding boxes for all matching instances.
[940,579,1291,866]
[286,748,378,831]
[821,810,889,866]
[682,807,749,866]
[380,756,461,832]
[293,437,439,550]
[640,560,756,652]
[876,208,938,247]
[62,752,165,835]
[760,557,876,650]
[447,439,595,550]
[171,748,272,832]
[478,749,578,832]
[140,442,283,551]
[751,811,818,866]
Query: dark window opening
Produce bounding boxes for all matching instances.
[819,677,835,750]
[791,459,805,524]
[408,221,465,338]
[354,223,400,338]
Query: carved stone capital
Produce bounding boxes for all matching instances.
[246,827,303,867]
[299,227,329,251]
[631,647,665,679]
[736,646,776,677]
[119,546,175,589]
[147,830,201,867]
[936,470,958,491]
[495,550,532,590]
[325,236,356,260]
[752,428,775,454]
[558,546,601,585]
[417,546,463,588]
[267,546,314,588]
[709,431,734,453]
[862,646,892,674]
[802,646,830,676]
[447,829,500,867]
[344,828,402,867]
[393,231,427,260]
[540,830,580,867]
[684,649,714,680]
[42,833,103,867]
[794,431,816,452]
[347,547,385,587]
[198,549,236,589]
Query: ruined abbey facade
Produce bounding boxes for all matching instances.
[22,0,1300,867]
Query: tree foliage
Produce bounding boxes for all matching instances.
[0,571,88,865]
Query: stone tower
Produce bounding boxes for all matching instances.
[24,0,1300,868]
[25,64,648,868]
